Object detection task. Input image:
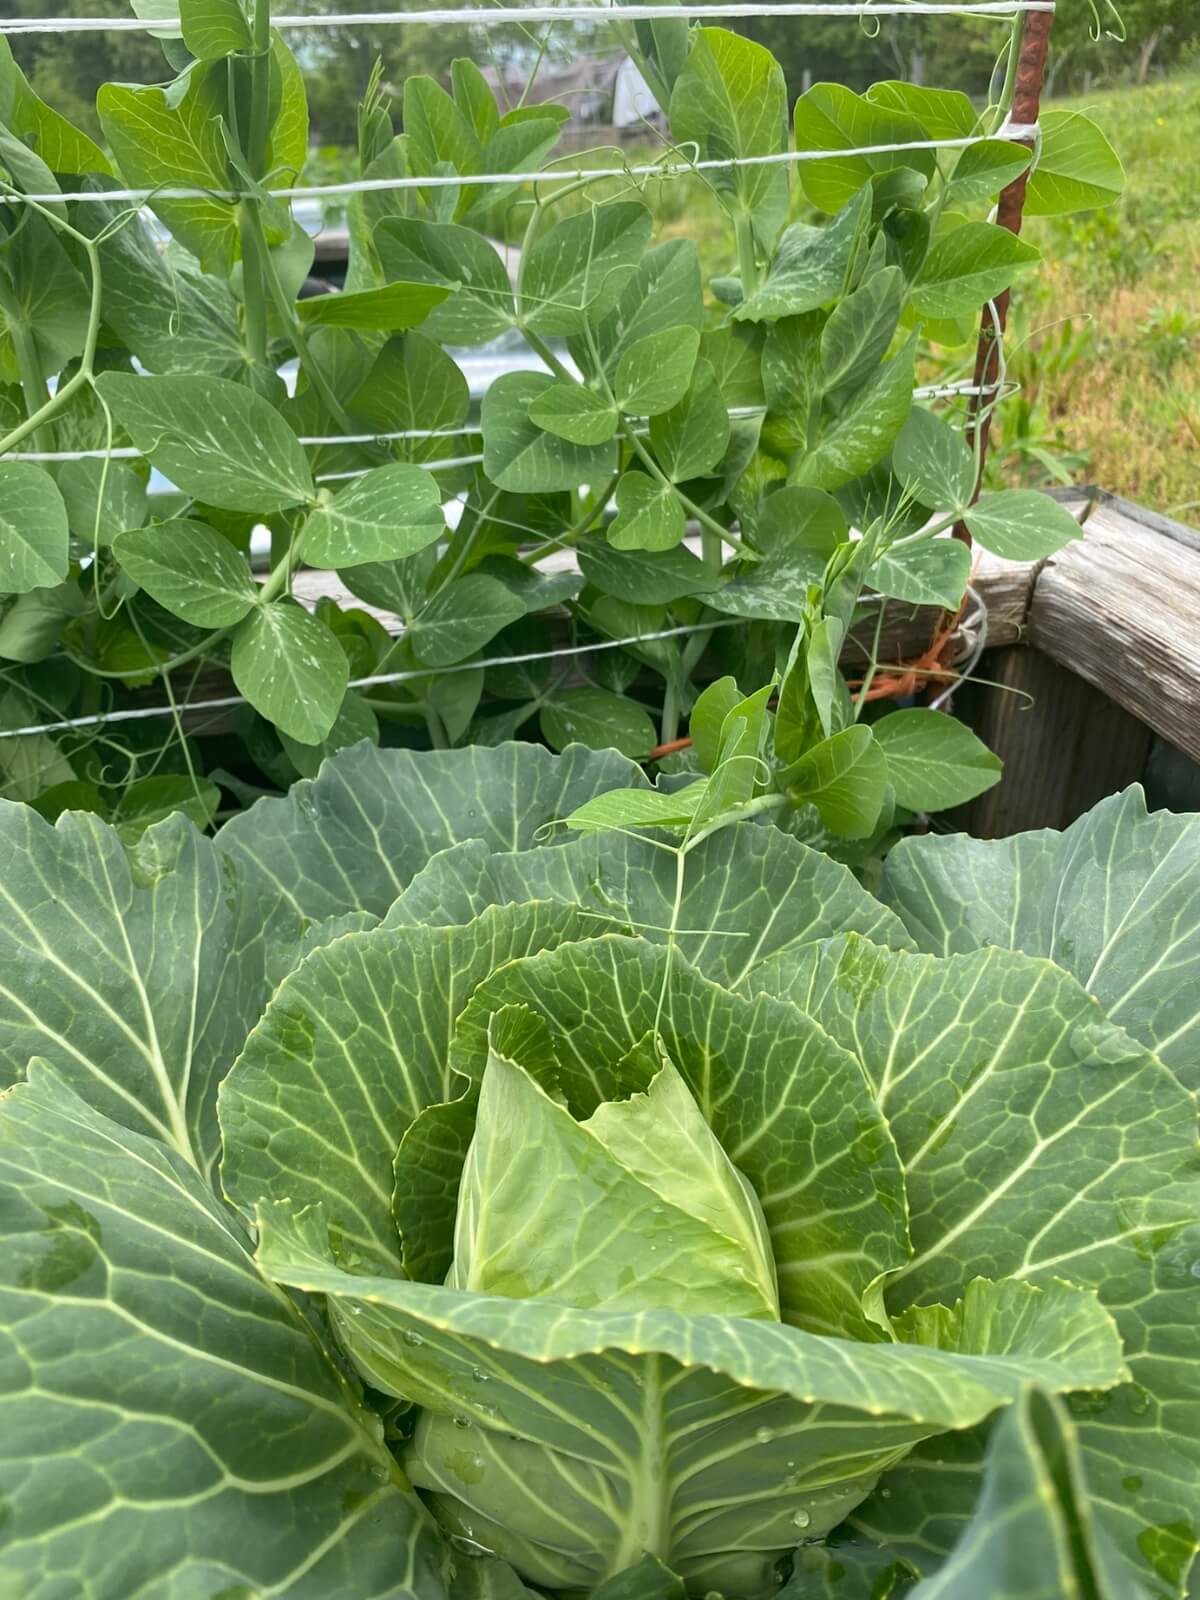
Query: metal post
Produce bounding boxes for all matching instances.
[959,7,1055,527]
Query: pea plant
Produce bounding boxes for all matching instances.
[0,2,1122,839]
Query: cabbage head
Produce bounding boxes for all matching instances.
[0,743,1196,1600]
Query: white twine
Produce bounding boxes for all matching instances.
[4,429,478,463]
[928,582,987,710]
[318,453,484,476]
[0,619,744,740]
[2,130,1037,206]
[0,1,1055,34]
[1,383,999,466]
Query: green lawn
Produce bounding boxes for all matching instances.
[995,74,1200,524]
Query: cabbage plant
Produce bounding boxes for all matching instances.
[0,741,1197,1599]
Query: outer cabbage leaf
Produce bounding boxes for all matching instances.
[257,1200,1124,1600]
[0,803,276,1180]
[880,785,1200,1089]
[384,826,913,984]
[908,1386,1143,1599]
[0,1064,453,1600]
[217,741,644,923]
[749,935,1200,1597]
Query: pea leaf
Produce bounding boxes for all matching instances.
[866,82,976,139]
[649,359,730,482]
[607,472,686,553]
[0,34,112,175]
[782,724,889,838]
[375,218,515,345]
[793,83,935,213]
[755,484,848,557]
[702,324,766,409]
[614,327,701,416]
[947,139,1031,206]
[689,676,743,773]
[465,117,563,223]
[279,690,379,780]
[482,371,617,492]
[1025,111,1124,217]
[578,540,717,604]
[96,373,315,513]
[350,331,470,469]
[964,491,1083,561]
[98,41,302,272]
[58,459,148,547]
[296,281,451,332]
[735,189,870,324]
[111,774,221,841]
[0,463,70,595]
[869,536,971,609]
[669,29,789,250]
[893,406,977,511]
[819,264,905,396]
[179,0,252,59]
[586,240,704,373]
[98,72,237,270]
[0,217,90,379]
[706,550,826,623]
[113,519,258,627]
[520,202,651,337]
[541,687,657,758]
[911,224,1041,321]
[403,73,482,213]
[451,57,499,144]
[231,601,349,744]
[409,575,524,667]
[301,464,445,567]
[528,383,619,446]
[341,548,437,622]
[564,785,705,835]
[873,708,1002,812]
[0,580,84,664]
[791,337,916,491]
[82,190,246,378]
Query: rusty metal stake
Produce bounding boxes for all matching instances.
[957,6,1055,534]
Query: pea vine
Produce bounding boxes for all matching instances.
[0,1,1122,846]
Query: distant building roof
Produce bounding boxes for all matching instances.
[477,51,661,125]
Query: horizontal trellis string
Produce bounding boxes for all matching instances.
[0,620,750,740]
[0,0,1055,34]
[2,127,1039,206]
[1,382,1008,464]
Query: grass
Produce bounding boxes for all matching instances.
[995,73,1200,525]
